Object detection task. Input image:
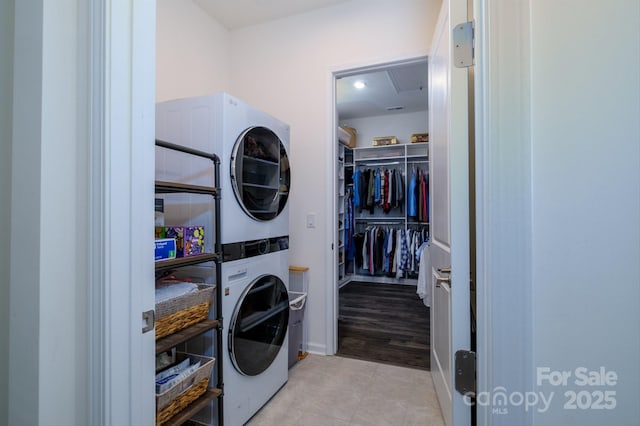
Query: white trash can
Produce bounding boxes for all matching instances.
[288,291,307,368]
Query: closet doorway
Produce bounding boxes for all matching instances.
[332,57,431,370]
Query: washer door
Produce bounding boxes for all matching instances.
[229,274,289,376]
[230,126,290,221]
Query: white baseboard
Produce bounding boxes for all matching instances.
[305,342,328,355]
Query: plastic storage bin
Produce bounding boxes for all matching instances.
[288,291,307,368]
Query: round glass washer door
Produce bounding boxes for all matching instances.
[228,274,289,376]
[230,126,290,221]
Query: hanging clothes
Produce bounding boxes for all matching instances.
[355,166,405,216]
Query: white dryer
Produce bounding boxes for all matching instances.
[156,93,290,245]
[221,239,290,426]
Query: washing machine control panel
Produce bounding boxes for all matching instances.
[222,235,289,262]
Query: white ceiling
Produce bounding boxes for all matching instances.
[336,60,428,120]
[193,0,351,30]
[192,0,428,120]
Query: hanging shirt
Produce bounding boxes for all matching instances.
[395,170,404,209]
[353,169,361,208]
[366,169,376,213]
[422,172,429,222]
[374,169,381,204]
[346,192,356,260]
[362,230,369,271]
[401,229,409,274]
[382,230,390,273]
[418,172,424,222]
[382,169,391,213]
[359,169,369,213]
[408,171,417,217]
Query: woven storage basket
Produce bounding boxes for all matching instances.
[155,284,215,340]
[156,353,215,426]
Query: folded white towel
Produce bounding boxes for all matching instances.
[155,282,198,304]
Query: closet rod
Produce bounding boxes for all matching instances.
[407,159,430,163]
[355,216,404,220]
[358,161,401,167]
[356,220,405,225]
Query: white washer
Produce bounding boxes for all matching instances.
[221,245,290,426]
[156,92,290,245]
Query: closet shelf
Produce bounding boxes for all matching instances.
[162,388,223,426]
[156,320,220,354]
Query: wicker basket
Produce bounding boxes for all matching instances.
[156,353,215,426]
[155,284,215,340]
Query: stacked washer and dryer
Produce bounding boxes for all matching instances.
[156,93,291,426]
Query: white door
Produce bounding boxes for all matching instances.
[429,0,472,425]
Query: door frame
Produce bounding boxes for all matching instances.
[88,1,156,424]
[473,0,533,425]
[326,54,432,355]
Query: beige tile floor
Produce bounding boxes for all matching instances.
[246,354,445,426]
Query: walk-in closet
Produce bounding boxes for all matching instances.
[334,58,431,370]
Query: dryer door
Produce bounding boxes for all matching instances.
[230,126,290,221]
[229,274,289,376]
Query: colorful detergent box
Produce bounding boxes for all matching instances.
[155,238,177,261]
[155,226,166,238]
[156,226,205,257]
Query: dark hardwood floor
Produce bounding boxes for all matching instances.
[337,281,430,370]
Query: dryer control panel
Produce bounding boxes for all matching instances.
[222,235,289,262]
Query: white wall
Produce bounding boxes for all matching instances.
[228,0,441,354]
[529,1,640,424]
[9,2,44,423]
[340,110,428,148]
[156,0,231,102]
[480,0,640,425]
[0,0,14,423]
[8,0,90,424]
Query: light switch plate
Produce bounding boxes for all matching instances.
[306,213,316,228]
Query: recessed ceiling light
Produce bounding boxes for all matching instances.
[353,81,366,90]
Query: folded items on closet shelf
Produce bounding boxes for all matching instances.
[155,357,202,394]
[155,282,199,304]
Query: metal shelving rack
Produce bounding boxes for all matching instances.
[155,139,224,426]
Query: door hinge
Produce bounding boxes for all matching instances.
[455,349,476,397]
[142,309,155,334]
[453,21,474,68]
